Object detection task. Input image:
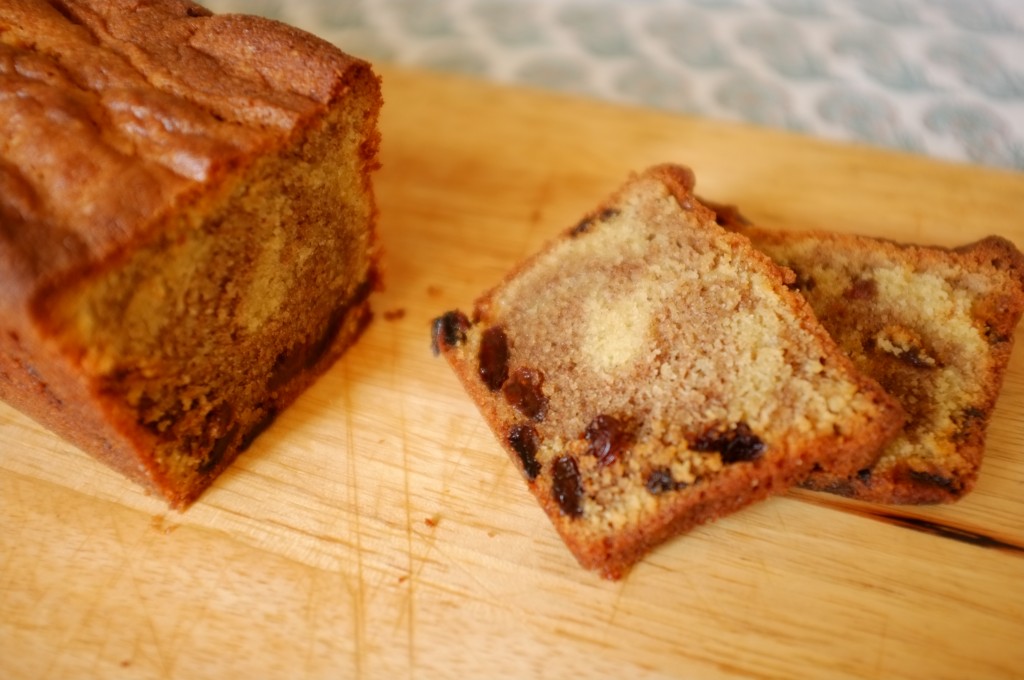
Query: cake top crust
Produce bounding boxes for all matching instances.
[0,0,374,311]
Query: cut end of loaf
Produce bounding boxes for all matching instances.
[36,78,382,507]
[0,1,384,507]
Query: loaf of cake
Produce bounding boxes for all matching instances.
[707,201,1024,503]
[432,165,904,578]
[0,0,382,507]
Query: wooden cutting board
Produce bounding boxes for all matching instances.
[2,65,1023,680]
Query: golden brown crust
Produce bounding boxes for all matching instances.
[0,0,382,506]
[434,165,903,578]
[0,0,375,310]
[710,202,1024,504]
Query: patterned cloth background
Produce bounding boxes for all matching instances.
[204,0,1024,171]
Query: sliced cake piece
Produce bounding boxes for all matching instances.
[707,201,1024,503]
[432,165,903,579]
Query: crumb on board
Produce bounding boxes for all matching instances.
[150,515,180,535]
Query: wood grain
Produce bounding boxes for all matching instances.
[2,65,1023,680]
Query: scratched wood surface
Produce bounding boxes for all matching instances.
[2,66,1023,680]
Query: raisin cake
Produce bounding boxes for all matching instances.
[0,0,382,507]
[708,203,1024,503]
[432,165,903,578]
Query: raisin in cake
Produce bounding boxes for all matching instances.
[432,165,903,578]
[0,0,382,507]
[708,204,1024,503]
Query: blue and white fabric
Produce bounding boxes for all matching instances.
[205,0,1024,171]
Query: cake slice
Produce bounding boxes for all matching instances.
[0,1,382,507]
[432,165,903,578]
[707,201,1024,503]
